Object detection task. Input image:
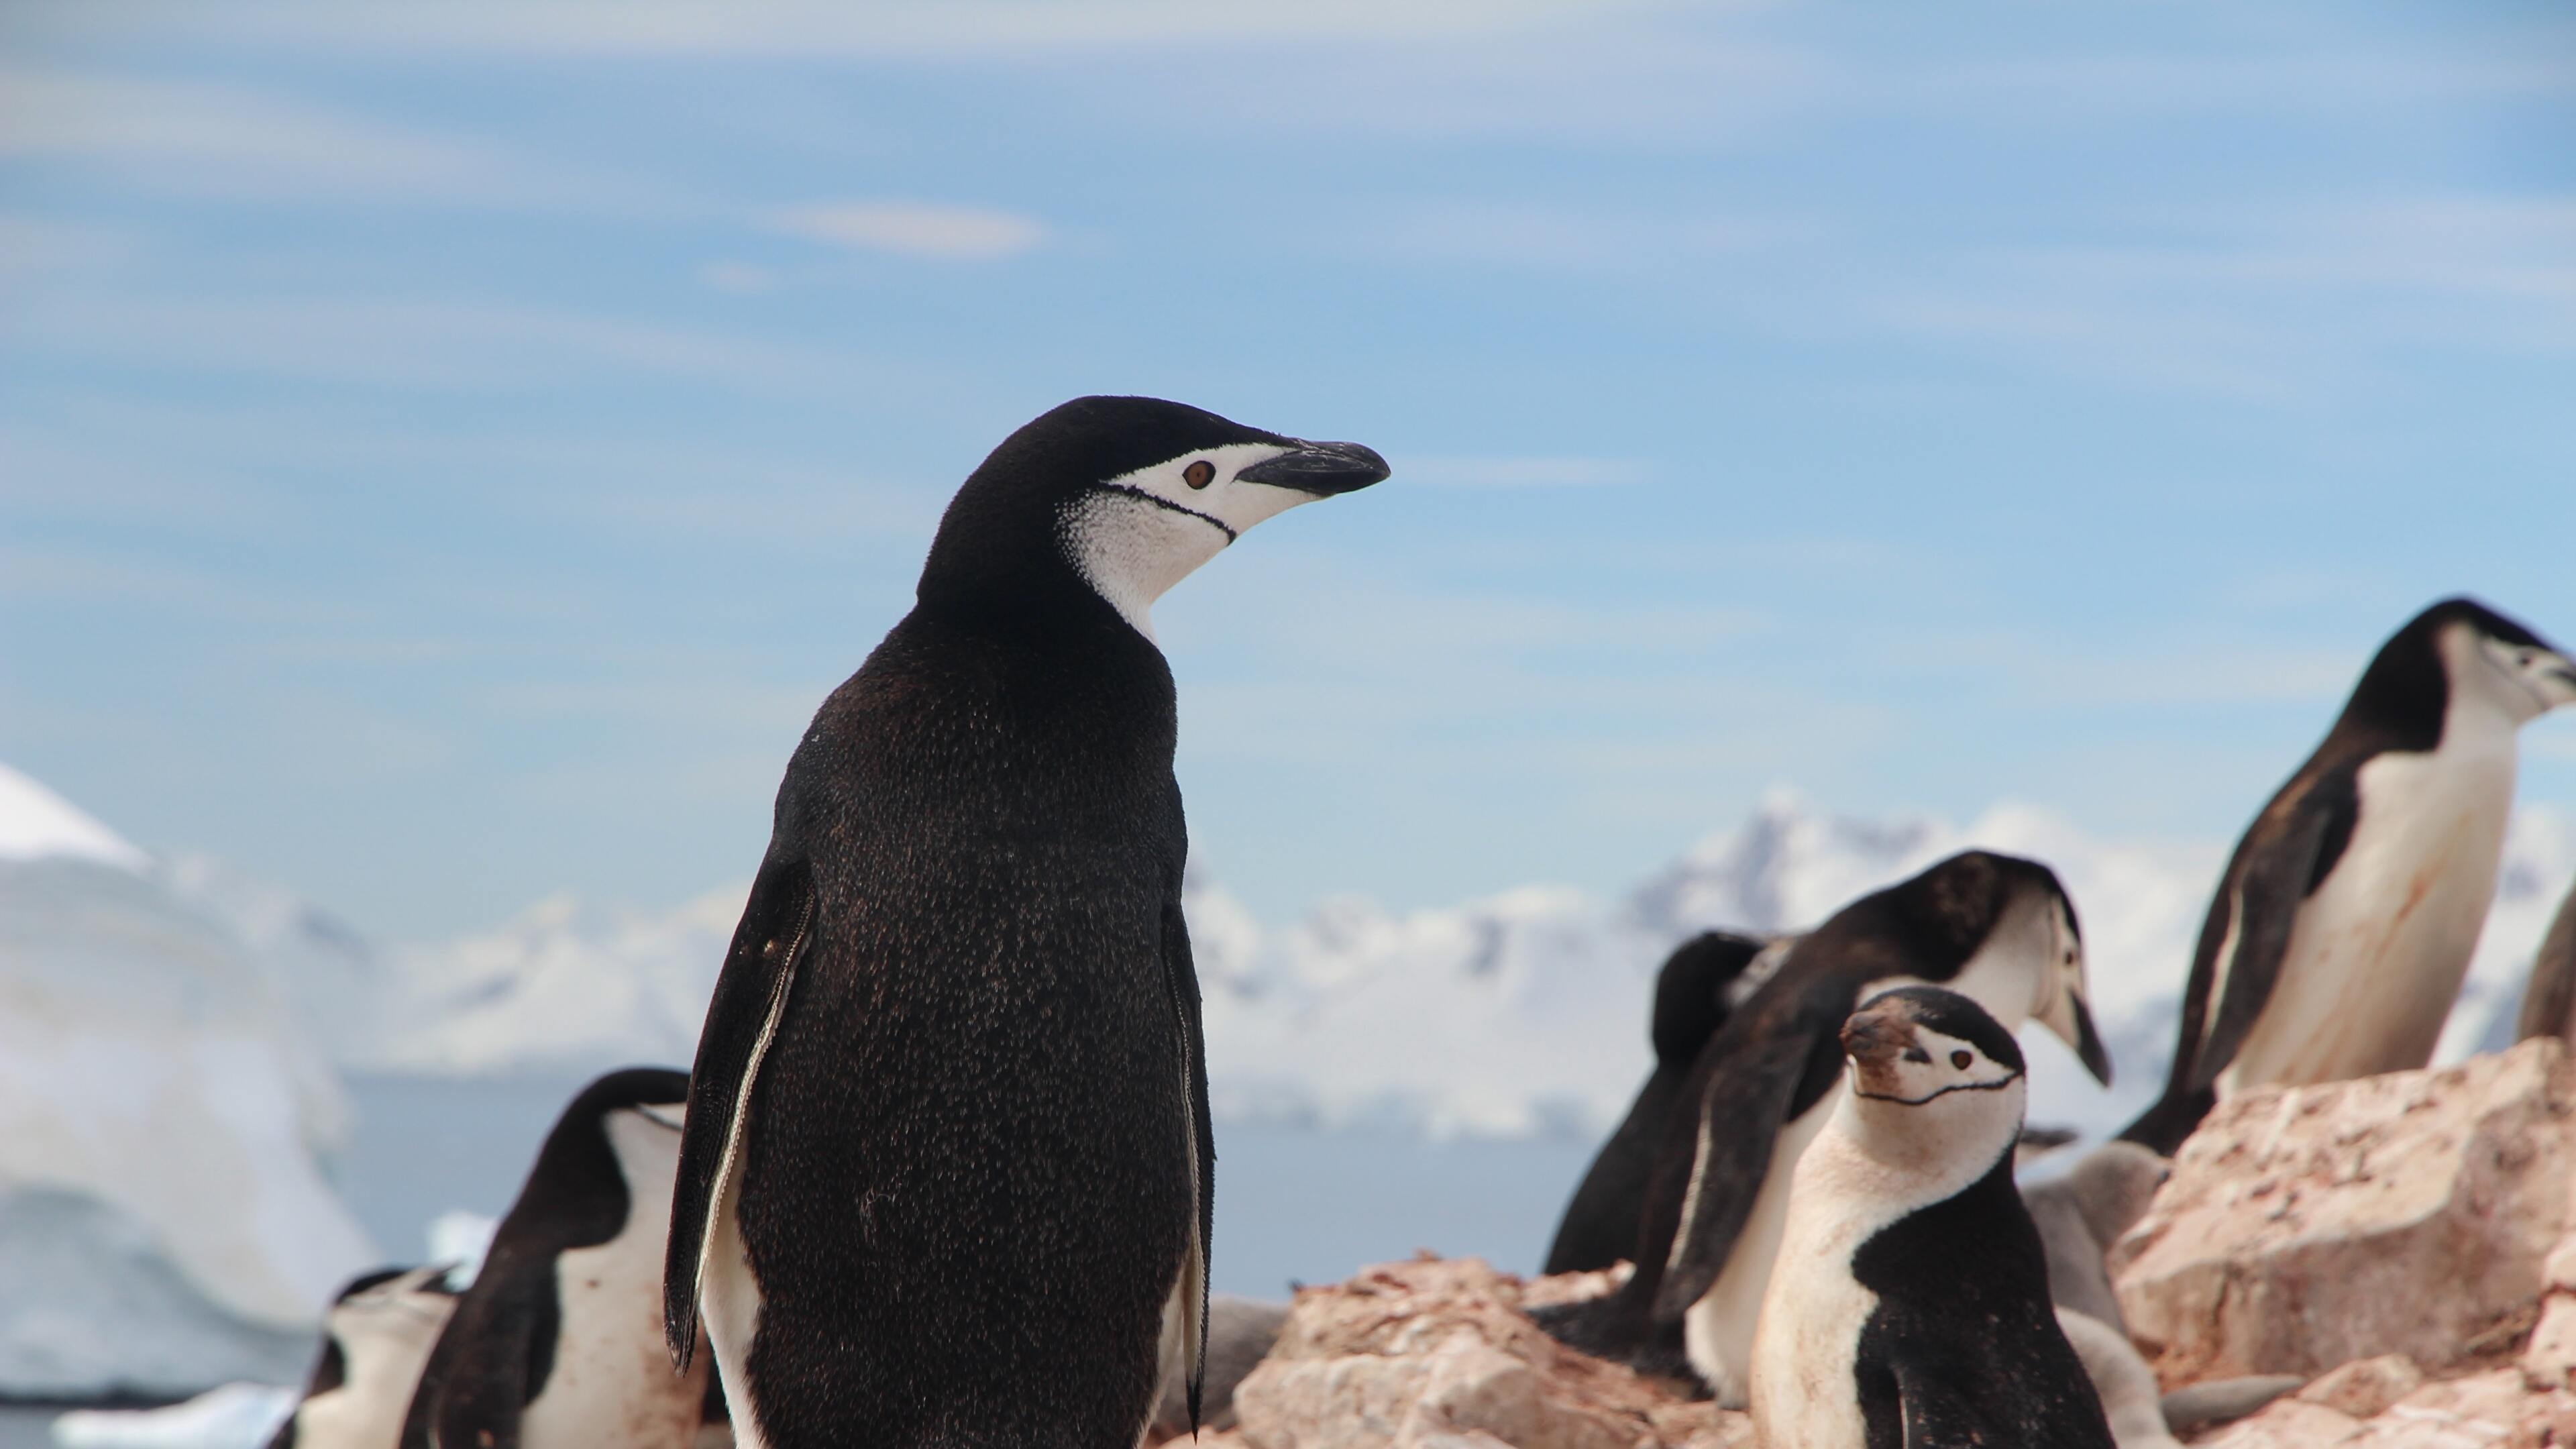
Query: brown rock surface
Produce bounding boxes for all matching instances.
[2192,1366,2576,1447]
[1225,1256,1748,1449]
[2113,1038,2576,1384]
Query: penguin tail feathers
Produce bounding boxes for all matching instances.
[2114,1087,2213,1159]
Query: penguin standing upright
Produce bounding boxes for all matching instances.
[402,1068,708,1449]
[269,1266,458,1449]
[2123,598,2576,1155]
[1748,986,2114,1449]
[1543,930,1769,1275]
[661,398,1387,1449]
[1539,850,2111,1405]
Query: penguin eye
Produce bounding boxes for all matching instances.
[1183,460,1216,490]
[1950,1050,1972,1071]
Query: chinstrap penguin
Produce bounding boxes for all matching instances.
[1544,930,1770,1276]
[269,1266,458,1449]
[1538,849,2110,1405]
[2122,597,2576,1155]
[1748,986,2114,1449]
[663,396,1387,1449]
[402,1068,708,1449]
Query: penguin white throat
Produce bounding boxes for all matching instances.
[1057,441,1316,639]
[1839,1010,2027,1189]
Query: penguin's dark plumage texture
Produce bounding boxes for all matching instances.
[1538,850,2109,1403]
[662,397,1386,1449]
[2123,597,2576,1155]
[1750,986,2115,1449]
[1542,930,1768,1276]
[402,1067,704,1449]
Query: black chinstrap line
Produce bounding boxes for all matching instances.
[1851,1075,2022,1107]
[1089,482,1238,543]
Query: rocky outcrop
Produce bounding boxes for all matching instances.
[2112,1038,2576,1384]
[1208,1256,1747,1449]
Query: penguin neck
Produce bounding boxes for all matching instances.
[1937,892,2051,1031]
[1835,1075,2025,1203]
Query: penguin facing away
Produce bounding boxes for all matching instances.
[402,1068,708,1449]
[1749,986,2114,1449]
[1544,930,1770,1276]
[2122,597,2576,1155]
[662,398,1388,1449]
[269,1266,458,1449]
[1538,849,2110,1406]
[2513,878,2576,1046]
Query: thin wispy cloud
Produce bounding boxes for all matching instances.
[50,0,1678,59]
[763,201,1046,261]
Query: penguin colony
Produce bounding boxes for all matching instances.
[264,400,2576,1448]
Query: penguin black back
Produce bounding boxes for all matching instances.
[1542,930,1766,1275]
[402,1067,696,1449]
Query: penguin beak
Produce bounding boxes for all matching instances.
[2053,991,2114,1086]
[1235,440,1390,496]
[1840,1002,1922,1067]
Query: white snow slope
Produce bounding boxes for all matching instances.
[365,786,2575,1146]
[0,764,377,1397]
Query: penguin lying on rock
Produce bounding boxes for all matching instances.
[1539,850,2110,1405]
[663,398,1388,1449]
[402,1068,710,1449]
[269,1266,458,1449]
[1544,930,1770,1276]
[2123,597,2576,1155]
[1750,985,2115,1449]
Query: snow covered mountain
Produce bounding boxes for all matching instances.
[0,764,378,1397]
[364,787,2576,1146]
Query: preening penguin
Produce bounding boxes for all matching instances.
[1748,987,2114,1449]
[2122,598,2576,1155]
[1544,930,1770,1275]
[268,1266,458,1449]
[1538,850,2110,1405]
[662,397,1387,1449]
[401,1068,706,1449]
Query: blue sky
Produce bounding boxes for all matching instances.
[3,1,2572,938]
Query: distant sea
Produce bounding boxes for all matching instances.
[335,1073,1602,1299]
[1,1076,1601,1446]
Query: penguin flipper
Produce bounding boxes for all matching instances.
[664,855,816,1371]
[1160,895,1214,1428]
[2182,777,2355,1097]
[1652,1016,1842,1322]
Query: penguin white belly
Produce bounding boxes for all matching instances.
[2223,740,2515,1092]
[700,1173,769,1449]
[1684,1085,1837,1407]
[517,1217,710,1449]
[1746,1134,1888,1449]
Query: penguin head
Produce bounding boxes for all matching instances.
[2443,600,2576,723]
[2351,596,2576,736]
[1888,850,2113,1087]
[918,396,1388,639]
[1649,930,1768,1067]
[1839,985,2028,1169]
